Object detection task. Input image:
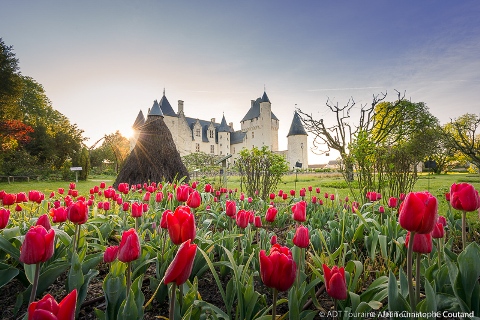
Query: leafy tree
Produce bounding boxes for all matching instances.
[182,152,222,176]
[445,113,480,174]
[235,146,289,200]
[89,131,130,174]
[0,38,23,120]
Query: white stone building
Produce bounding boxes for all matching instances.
[130,90,308,170]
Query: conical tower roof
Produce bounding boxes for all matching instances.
[132,110,145,129]
[114,111,189,187]
[217,114,232,132]
[287,111,307,137]
[149,100,164,117]
[158,90,177,116]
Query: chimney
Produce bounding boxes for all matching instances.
[229,122,234,130]
[251,100,255,107]
[178,100,184,114]
[211,118,216,123]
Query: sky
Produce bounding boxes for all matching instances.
[1,1,479,165]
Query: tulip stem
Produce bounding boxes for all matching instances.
[415,253,421,306]
[407,231,416,311]
[436,238,442,266]
[169,283,177,320]
[126,261,132,298]
[29,262,41,304]
[272,288,277,320]
[462,211,466,250]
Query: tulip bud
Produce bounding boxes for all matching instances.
[291,201,307,222]
[265,206,278,222]
[0,208,10,229]
[293,225,309,248]
[323,264,347,300]
[118,228,141,263]
[164,239,197,286]
[104,246,119,263]
[259,244,296,292]
[19,225,55,264]
[28,290,77,320]
[405,231,432,253]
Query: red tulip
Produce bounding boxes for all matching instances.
[143,192,151,202]
[15,204,22,212]
[450,183,480,212]
[299,189,306,197]
[308,186,313,192]
[378,206,385,214]
[0,208,10,229]
[270,235,277,245]
[186,190,201,208]
[311,196,317,204]
[225,200,236,218]
[235,209,249,229]
[316,187,320,194]
[204,184,212,193]
[28,289,77,320]
[167,206,196,245]
[324,192,329,199]
[259,244,297,292]
[282,193,288,200]
[155,192,164,203]
[69,183,76,190]
[58,188,65,195]
[97,202,104,210]
[131,202,143,217]
[70,190,78,198]
[293,225,309,248]
[164,239,197,286]
[437,215,447,227]
[67,200,89,225]
[398,192,437,234]
[104,246,119,263]
[2,193,16,206]
[269,193,275,200]
[431,222,444,239]
[291,201,306,222]
[330,194,335,201]
[405,232,432,253]
[399,193,406,201]
[20,225,55,264]
[176,185,190,202]
[118,228,141,263]
[51,207,67,223]
[142,203,149,213]
[323,264,347,300]
[290,190,295,197]
[388,197,398,208]
[36,214,51,230]
[103,201,111,211]
[99,181,106,189]
[265,206,278,222]
[160,209,171,229]
[16,192,28,202]
[278,189,284,197]
[445,192,451,202]
[122,202,130,212]
[254,216,262,228]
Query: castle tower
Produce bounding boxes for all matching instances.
[240,91,279,151]
[217,114,231,157]
[287,111,308,170]
[130,109,145,151]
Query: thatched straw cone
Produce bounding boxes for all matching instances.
[114,101,189,187]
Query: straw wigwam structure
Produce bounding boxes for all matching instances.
[114,100,189,187]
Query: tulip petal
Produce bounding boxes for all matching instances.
[56,289,77,320]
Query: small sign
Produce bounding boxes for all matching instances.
[70,167,83,171]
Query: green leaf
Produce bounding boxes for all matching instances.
[457,242,480,309]
[24,263,36,285]
[388,271,410,312]
[0,234,20,261]
[67,251,84,292]
[117,289,138,320]
[0,266,19,288]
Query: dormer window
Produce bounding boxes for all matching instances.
[195,129,201,137]
[209,130,214,138]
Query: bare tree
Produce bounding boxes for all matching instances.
[297,91,405,181]
[447,113,480,174]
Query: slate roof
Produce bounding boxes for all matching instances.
[231,131,246,145]
[148,100,164,117]
[185,117,220,142]
[287,111,307,136]
[132,110,145,129]
[217,115,233,133]
[241,93,279,122]
[158,93,177,117]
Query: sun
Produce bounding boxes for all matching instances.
[119,127,134,139]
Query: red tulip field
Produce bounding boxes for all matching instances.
[1,180,480,319]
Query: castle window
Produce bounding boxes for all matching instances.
[195,129,201,137]
[210,145,214,154]
[209,130,214,138]
[252,131,254,139]
[195,143,200,152]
